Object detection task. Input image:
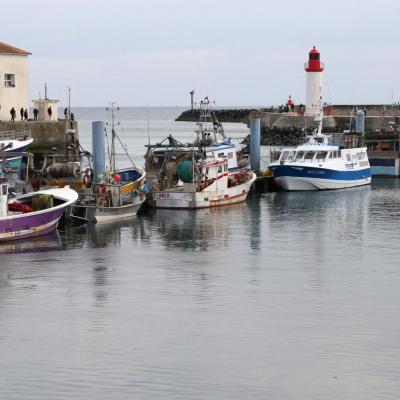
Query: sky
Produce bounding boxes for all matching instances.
[3,0,400,107]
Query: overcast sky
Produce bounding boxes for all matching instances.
[4,0,400,107]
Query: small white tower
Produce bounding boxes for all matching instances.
[304,46,324,116]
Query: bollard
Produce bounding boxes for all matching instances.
[356,110,365,134]
[250,117,261,172]
[92,121,106,182]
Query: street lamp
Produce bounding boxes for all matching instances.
[66,86,71,119]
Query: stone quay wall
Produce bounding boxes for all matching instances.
[176,105,400,146]
[0,120,79,152]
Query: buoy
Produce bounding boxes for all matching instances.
[113,173,121,183]
[263,168,272,177]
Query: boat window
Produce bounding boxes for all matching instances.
[0,143,4,149]
[338,150,341,158]
[287,151,295,160]
[228,152,234,159]
[2,185,6,195]
[346,154,351,162]
[224,164,228,171]
[9,142,13,148]
[294,151,305,160]
[304,151,314,160]
[328,151,333,158]
[206,167,209,175]
[316,151,327,160]
[218,152,225,158]
[218,165,223,173]
[281,151,290,161]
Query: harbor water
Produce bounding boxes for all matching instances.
[1,108,400,399]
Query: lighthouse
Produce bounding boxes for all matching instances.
[304,46,324,116]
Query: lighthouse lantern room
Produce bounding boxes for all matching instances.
[304,46,324,116]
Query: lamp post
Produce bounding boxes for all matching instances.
[67,86,71,119]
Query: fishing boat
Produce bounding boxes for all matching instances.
[70,104,146,223]
[0,130,33,170]
[0,181,78,242]
[144,97,248,191]
[152,154,256,209]
[269,113,371,191]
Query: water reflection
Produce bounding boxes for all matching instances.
[268,185,371,243]
[60,217,149,249]
[152,203,250,251]
[0,230,62,254]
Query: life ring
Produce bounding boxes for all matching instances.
[83,172,91,185]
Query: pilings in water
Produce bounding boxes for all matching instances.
[250,113,261,172]
[92,121,105,182]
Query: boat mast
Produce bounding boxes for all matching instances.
[106,102,118,175]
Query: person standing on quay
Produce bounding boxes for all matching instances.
[47,106,52,120]
[20,107,24,120]
[24,109,28,121]
[10,107,16,122]
[33,108,38,121]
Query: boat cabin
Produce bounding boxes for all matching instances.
[205,139,249,170]
[277,147,368,165]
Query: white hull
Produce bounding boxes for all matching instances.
[276,176,372,191]
[71,198,145,223]
[153,174,256,209]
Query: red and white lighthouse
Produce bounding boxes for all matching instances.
[304,46,324,116]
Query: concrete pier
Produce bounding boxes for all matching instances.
[0,120,79,152]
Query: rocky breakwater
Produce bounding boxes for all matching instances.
[256,112,339,145]
[253,112,397,145]
[175,108,256,123]
[177,107,400,145]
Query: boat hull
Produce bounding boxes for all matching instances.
[153,174,256,209]
[71,198,145,223]
[0,211,62,242]
[0,187,78,242]
[270,165,372,191]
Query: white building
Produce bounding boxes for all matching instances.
[0,41,31,121]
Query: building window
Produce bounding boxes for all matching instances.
[4,74,15,88]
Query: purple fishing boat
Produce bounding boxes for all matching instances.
[0,183,78,242]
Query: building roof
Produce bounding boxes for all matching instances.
[0,41,31,55]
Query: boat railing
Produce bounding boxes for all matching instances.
[0,130,32,141]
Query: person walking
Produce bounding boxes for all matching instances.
[47,106,52,120]
[10,107,16,122]
[20,107,24,120]
[33,108,38,121]
[64,107,68,119]
[23,109,28,121]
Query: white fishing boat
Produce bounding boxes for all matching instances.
[269,113,371,191]
[0,130,33,170]
[144,97,248,192]
[70,104,146,223]
[153,155,256,209]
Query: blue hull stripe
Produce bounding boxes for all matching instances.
[270,165,372,180]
